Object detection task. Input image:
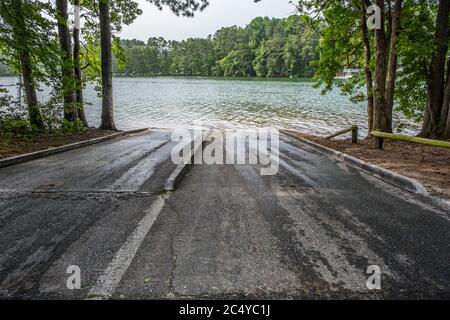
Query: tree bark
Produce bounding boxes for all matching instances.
[19,51,44,129]
[361,0,374,136]
[11,0,44,128]
[99,0,117,131]
[439,56,450,138]
[420,0,450,138]
[444,103,450,138]
[56,0,78,122]
[421,95,432,135]
[385,0,402,131]
[442,58,450,138]
[373,0,391,133]
[73,0,88,127]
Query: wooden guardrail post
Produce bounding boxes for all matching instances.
[375,136,384,149]
[351,126,358,144]
[326,126,359,143]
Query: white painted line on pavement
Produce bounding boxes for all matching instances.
[88,194,168,299]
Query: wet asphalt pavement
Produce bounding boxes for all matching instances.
[0,130,449,299]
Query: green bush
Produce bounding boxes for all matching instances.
[0,117,35,135]
[60,119,86,134]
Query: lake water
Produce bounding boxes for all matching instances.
[0,77,418,136]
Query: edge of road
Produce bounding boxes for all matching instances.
[283,129,450,210]
[0,128,150,169]
[164,129,212,192]
[164,129,213,191]
[281,129,430,195]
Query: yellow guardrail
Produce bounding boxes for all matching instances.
[371,131,450,149]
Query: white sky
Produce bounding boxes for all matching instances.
[119,0,297,41]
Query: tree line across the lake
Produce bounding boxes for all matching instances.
[1,0,450,141]
[114,15,319,78]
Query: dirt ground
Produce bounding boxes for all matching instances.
[0,128,116,160]
[283,130,450,200]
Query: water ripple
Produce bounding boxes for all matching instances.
[0,77,419,137]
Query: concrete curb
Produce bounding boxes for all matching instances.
[281,130,429,196]
[0,128,150,169]
[164,129,213,192]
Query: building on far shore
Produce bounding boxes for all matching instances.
[335,68,359,79]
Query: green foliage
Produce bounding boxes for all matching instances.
[0,0,61,85]
[81,0,143,34]
[305,1,364,96]
[0,62,13,76]
[146,0,209,16]
[115,15,320,78]
[0,117,35,135]
[61,119,86,134]
[395,0,437,122]
[219,50,255,77]
[0,115,85,136]
[298,0,445,125]
[78,0,143,96]
[1,0,213,134]
[0,83,28,121]
[0,87,12,110]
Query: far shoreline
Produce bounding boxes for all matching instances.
[1,74,315,83]
[111,75,316,83]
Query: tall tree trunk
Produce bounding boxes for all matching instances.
[56,0,78,122]
[11,0,44,128]
[73,0,88,127]
[442,57,450,139]
[421,95,432,135]
[444,103,450,139]
[420,0,450,138]
[361,0,374,136]
[19,52,44,129]
[373,0,391,133]
[99,0,117,131]
[385,0,402,131]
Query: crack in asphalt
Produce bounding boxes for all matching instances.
[164,200,182,298]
